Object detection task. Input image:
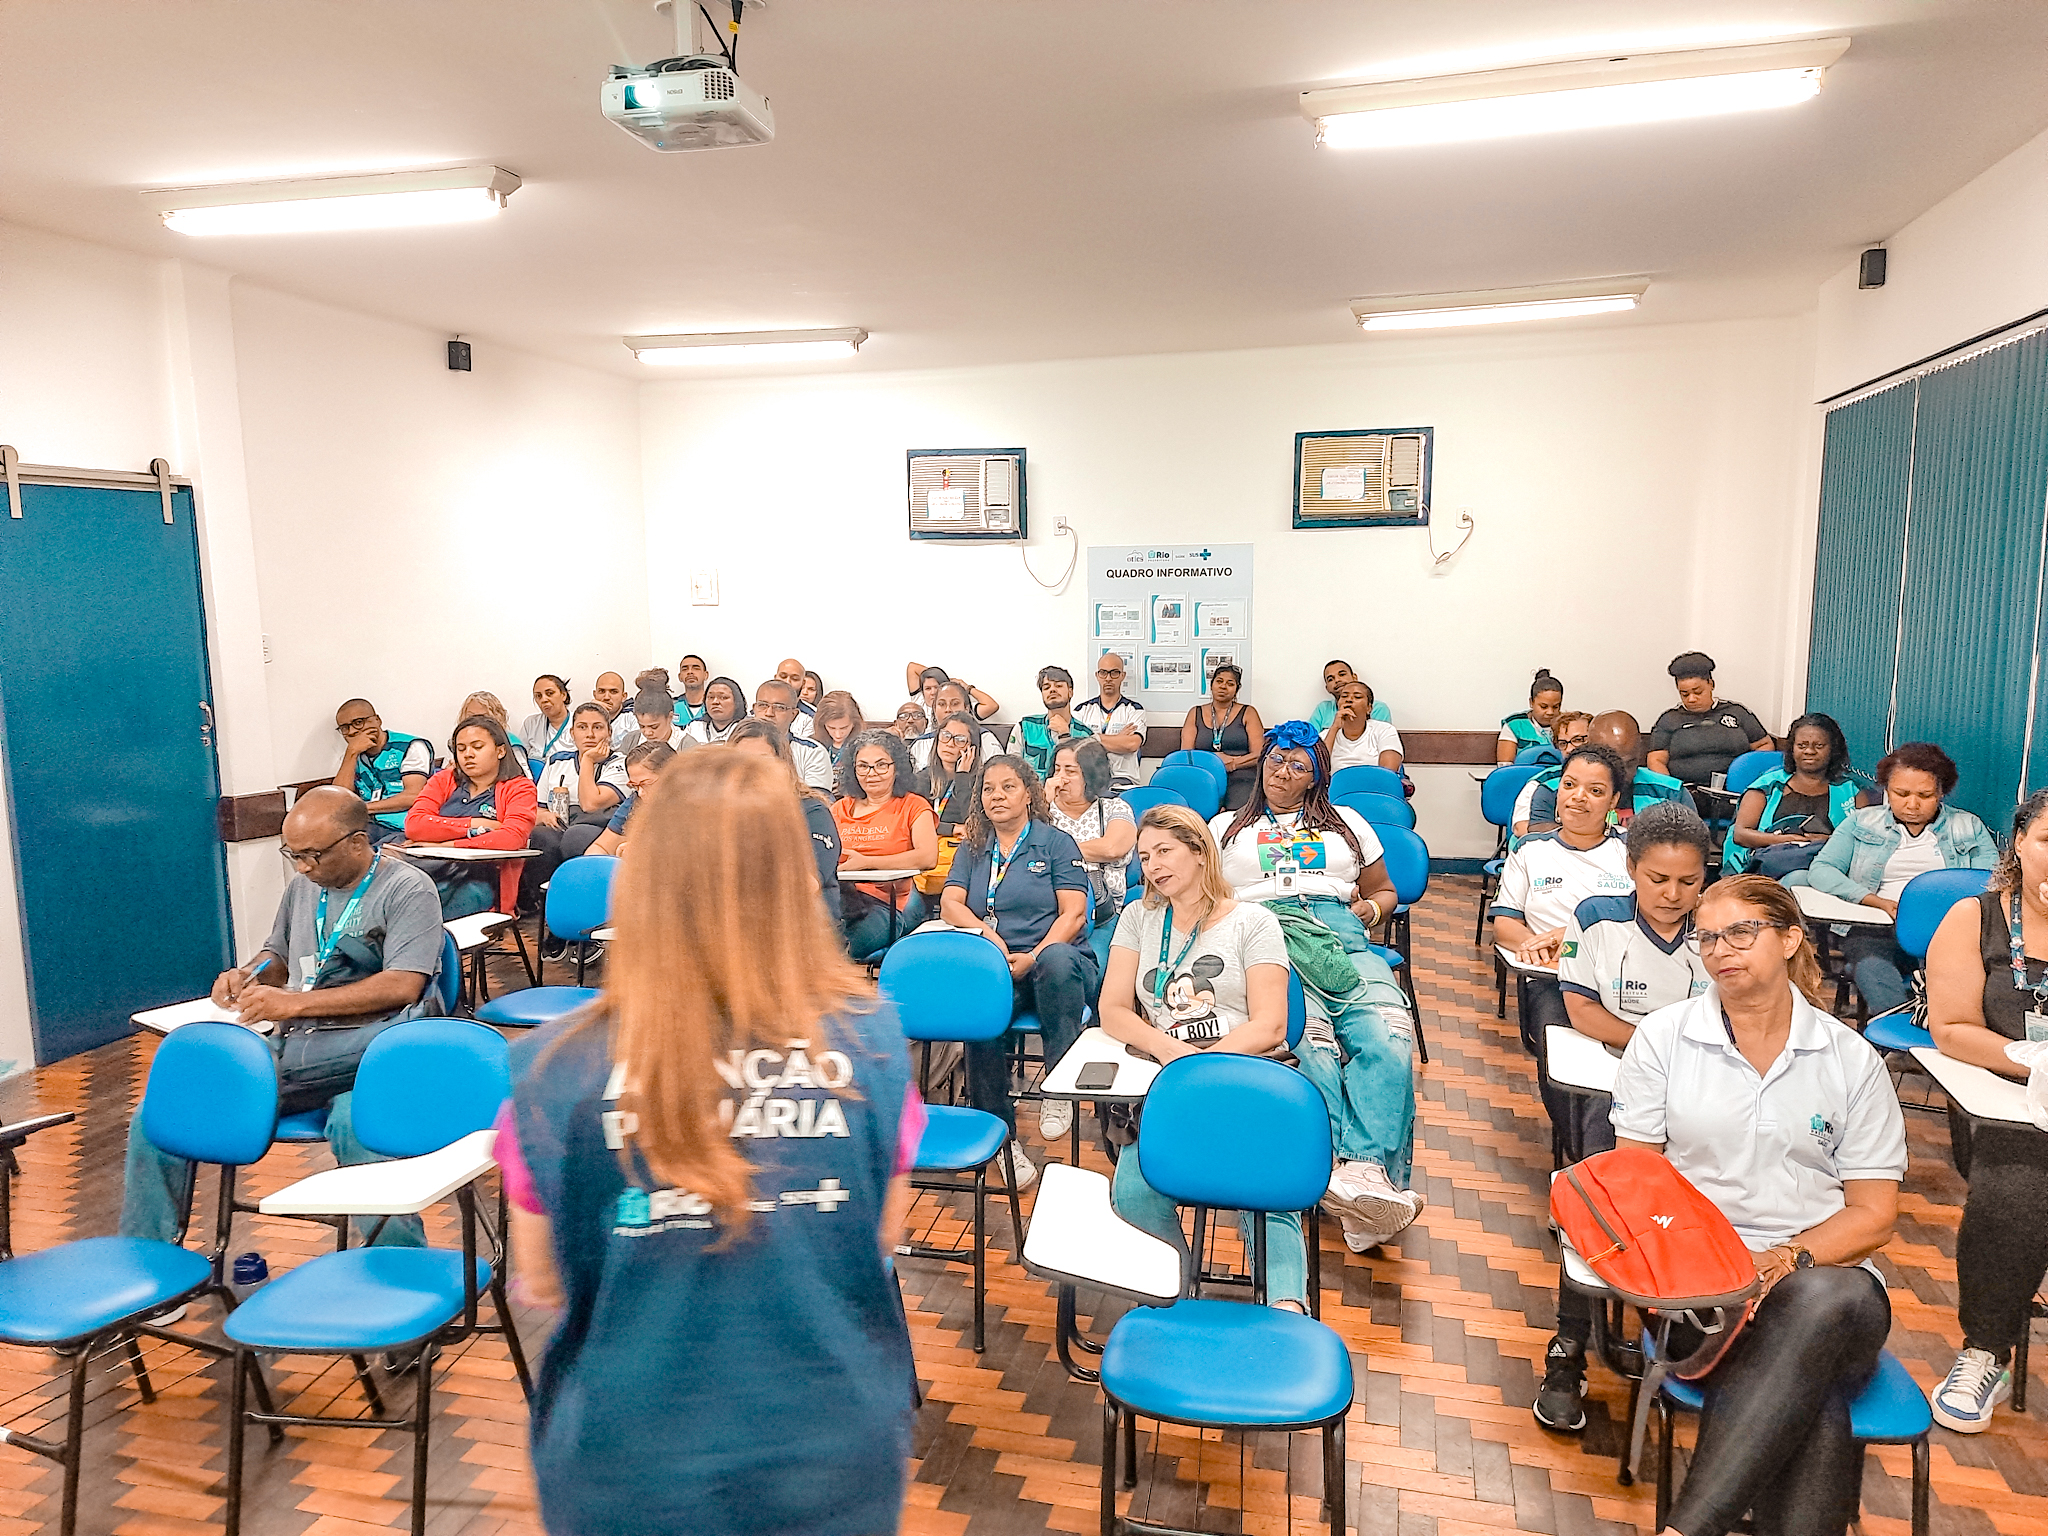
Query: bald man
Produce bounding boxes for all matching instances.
[774,658,818,739]
[1513,711,1688,842]
[119,788,445,1248]
[331,698,432,843]
[593,672,637,747]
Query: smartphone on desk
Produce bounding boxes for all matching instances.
[1074,1061,1119,1093]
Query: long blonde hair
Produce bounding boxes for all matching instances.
[1703,874,1828,1009]
[575,749,871,1233]
[1136,804,1234,920]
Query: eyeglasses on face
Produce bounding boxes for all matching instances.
[855,758,894,775]
[938,732,972,747]
[1686,919,1784,954]
[1268,756,1315,778]
[754,700,796,716]
[337,714,377,733]
[280,830,362,868]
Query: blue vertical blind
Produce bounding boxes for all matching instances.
[1809,327,2048,827]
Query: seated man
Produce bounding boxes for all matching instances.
[593,671,634,747]
[753,680,834,791]
[893,701,936,770]
[1073,653,1146,787]
[616,688,687,754]
[332,698,432,845]
[1308,659,1393,732]
[1007,665,1092,779]
[586,741,677,856]
[1513,710,1685,845]
[672,653,711,725]
[1322,679,1403,774]
[774,658,818,738]
[121,788,444,1249]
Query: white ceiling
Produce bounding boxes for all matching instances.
[7,0,2047,377]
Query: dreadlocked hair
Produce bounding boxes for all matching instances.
[1219,732,1366,868]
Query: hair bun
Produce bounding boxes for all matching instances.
[1667,651,1717,680]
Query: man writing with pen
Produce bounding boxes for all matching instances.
[118,787,446,1251]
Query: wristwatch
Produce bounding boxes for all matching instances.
[1784,1244,1815,1270]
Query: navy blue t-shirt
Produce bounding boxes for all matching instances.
[943,819,1089,950]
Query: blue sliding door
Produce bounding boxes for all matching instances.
[0,481,232,1063]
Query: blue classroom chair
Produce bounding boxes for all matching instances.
[1335,789,1414,830]
[1119,786,1188,819]
[1475,765,1545,944]
[878,930,1027,1353]
[1161,749,1229,798]
[1860,867,1993,1056]
[1370,824,1431,1064]
[1148,765,1220,820]
[1098,1054,1350,1536]
[1331,763,1404,801]
[1725,749,1781,796]
[475,856,617,1028]
[1515,743,1563,766]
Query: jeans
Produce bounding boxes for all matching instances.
[964,942,1100,1137]
[1841,930,1912,1015]
[1279,897,1417,1187]
[120,1016,427,1248]
[1526,977,1610,1171]
[1956,1114,2048,1362]
[1110,1142,1306,1308]
[1667,1266,1890,1536]
[842,889,928,961]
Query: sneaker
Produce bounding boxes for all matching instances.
[1038,1099,1073,1141]
[1334,1208,1376,1253]
[579,941,606,968]
[539,934,568,963]
[1005,1140,1039,1193]
[1323,1161,1422,1244]
[1533,1335,1588,1432]
[140,1303,187,1327]
[1932,1347,2011,1433]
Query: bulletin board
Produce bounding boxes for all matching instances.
[1086,544,1253,713]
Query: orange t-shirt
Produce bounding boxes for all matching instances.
[832,794,934,908]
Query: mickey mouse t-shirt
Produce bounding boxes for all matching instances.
[1110,900,1290,1046]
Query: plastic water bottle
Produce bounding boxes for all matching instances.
[230,1252,270,1303]
[550,786,570,821]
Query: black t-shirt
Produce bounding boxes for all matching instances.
[1975,890,2048,1043]
[1647,701,1767,785]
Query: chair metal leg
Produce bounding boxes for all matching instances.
[1495,954,1507,1019]
[1001,1143,1026,1256]
[57,1343,88,1536]
[509,920,539,987]
[1323,1414,1346,1528]
[1054,1285,1103,1383]
[1307,1207,1322,1320]
[2017,1318,2032,1413]
[224,1348,249,1536]
[1654,1398,1674,1530]
[1911,1433,1929,1536]
[1122,1410,1138,1490]
[1100,1400,1120,1536]
[972,1163,987,1353]
[1411,986,1429,1064]
[350,1353,388,1417]
[491,1271,535,1399]
[122,1334,157,1403]
[410,1344,434,1536]
[1616,1369,1642,1486]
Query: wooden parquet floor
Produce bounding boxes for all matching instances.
[0,875,2040,1534]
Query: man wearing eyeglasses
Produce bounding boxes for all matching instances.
[330,698,432,844]
[118,787,445,1250]
[753,680,833,790]
[1073,654,1146,787]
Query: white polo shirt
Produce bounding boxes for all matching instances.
[534,750,630,811]
[1073,695,1147,783]
[1490,831,1632,944]
[1610,987,1907,1257]
[1328,719,1404,774]
[788,734,835,793]
[1559,894,1711,1022]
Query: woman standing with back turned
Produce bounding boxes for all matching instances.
[503,750,919,1536]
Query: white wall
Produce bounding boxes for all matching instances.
[641,318,1815,855]
[232,284,649,785]
[1815,124,2048,403]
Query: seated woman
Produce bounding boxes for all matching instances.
[832,731,937,960]
[458,691,532,778]
[729,717,842,925]
[1921,788,2048,1433]
[800,670,824,710]
[1497,669,1566,763]
[1179,662,1264,810]
[523,702,628,946]
[1322,679,1402,775]
[1534,801,1712,1433]
[933,680,1004,762]
[403,715,538,919]
[1614,875,1905,1536]
[1047,738,1137,973]
[679,676,746,746]
[1099,805,1302,1310]
[812,690,866,766]
[939,756,1095,1186]
[1490,745,1634,1079]
[1724,713,1872,878]
[1209,722,1422,1250]
[913,712,983,907]
[1806,740,1997,1014]
[502,748,919,1536]
[905,661,999,723]
[585,741,675,858]
[519,673,575,778]
[1644,651,1773,787]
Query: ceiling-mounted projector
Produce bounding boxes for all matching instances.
[602,58,773,151]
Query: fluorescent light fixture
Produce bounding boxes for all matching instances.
[1303,36,1849,148]
[142,165,520,236]
[1351,280,1649,333]
[626,328,869,366]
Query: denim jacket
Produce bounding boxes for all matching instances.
[1802,802,1997,899]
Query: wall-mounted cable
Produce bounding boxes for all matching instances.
[1020,519,1079,593]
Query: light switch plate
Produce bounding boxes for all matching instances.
[690,569,720,606]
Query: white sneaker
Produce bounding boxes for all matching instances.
[1333,1209,1376,1253]
[1038,1099,1073,1141]
[1005,1139,1039,1192]
[1932,1347,2011,1433]
[1324,1162,1423,1246]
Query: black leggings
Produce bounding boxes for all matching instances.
[1667,1266,1890,1536]
[519,810,613,911]
[1955,1113,2048,1363]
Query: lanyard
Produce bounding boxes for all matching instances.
[1153,907,1204,1003]
[315,851,382,968]
[1208,704,1235,752]
[540,716,572,760]
[985,827,1027,917]
[2009,891,2048,1002]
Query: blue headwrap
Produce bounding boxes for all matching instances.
[1262,720,1326,784]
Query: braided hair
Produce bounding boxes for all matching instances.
[1219,721,1366,868]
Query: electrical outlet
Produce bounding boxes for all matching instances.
[1054,517,1070,535]
[262,633,272,663]
[690,569,720,606]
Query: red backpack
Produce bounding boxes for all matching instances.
[1551,1147,1761,1475]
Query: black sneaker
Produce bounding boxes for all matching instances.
[539,934,568,963]
[1533,1335,1588,1432]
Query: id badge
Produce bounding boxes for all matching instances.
[2027,1011,2048,1044]
[1273,857,1301,896]
[294,954,319,992]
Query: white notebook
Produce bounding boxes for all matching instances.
[132,998,272,1035]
